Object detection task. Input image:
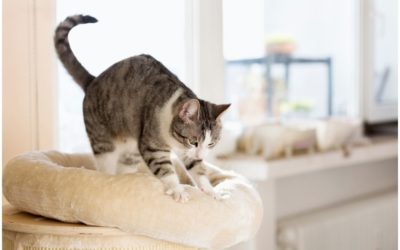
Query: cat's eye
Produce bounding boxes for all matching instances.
[189,140,198,147]
[208,142,215,148]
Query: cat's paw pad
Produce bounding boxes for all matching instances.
[165,186,190,203]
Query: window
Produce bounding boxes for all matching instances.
[56,0,186,152]
[363,0,398,123]
[223,0,266,124]
[223,0,359,125]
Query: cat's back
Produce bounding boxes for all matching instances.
[90,54,178,88]
[82,54,193,136]
[85,54,188,100]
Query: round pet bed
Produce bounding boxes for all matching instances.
[3,151,263,249]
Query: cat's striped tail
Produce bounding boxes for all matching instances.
[54,15,98,92]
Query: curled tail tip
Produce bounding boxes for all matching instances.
[58,14,98,28]
[81,15,98,23]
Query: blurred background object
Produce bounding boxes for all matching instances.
[265,34,296,55]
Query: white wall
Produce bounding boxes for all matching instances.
[249,157,397,250]
[276,158,397,219]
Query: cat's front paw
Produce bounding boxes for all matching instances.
[165,185,190,203]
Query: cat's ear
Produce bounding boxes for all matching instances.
[213,103,231,119]
[179,99,200,122]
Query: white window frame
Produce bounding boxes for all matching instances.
[185,0,225,104]
[359,0,398,123]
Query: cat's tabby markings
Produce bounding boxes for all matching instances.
[55,15,230,202]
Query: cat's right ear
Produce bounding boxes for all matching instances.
[179,99,200,123]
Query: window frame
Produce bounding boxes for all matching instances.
[185,0,225,104]
[3,0,57,163]
[359,0,398,123]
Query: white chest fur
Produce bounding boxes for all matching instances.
[158,88,184,150]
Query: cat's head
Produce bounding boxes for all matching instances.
[171,99,230,159]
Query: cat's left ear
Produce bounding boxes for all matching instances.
[179,99,200,123]
[213,103,231,119]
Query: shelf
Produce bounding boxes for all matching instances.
[225,55,334,115]
[214,139,397,181]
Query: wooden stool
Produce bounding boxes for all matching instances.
[3,205,197,250]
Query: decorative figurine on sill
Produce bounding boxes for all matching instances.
[238,121,317,160]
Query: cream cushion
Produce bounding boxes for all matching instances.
[3,151,263,249]
[3,205,197,250]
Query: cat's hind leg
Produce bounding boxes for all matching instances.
[93,141,142,175]
[88,137,120,174]
[117,152,142,174]
[85,117,119,174]
[90,138,119,174]
[114,138,143,174]
[95,151,120,174]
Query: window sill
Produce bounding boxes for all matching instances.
[213,137,397,181]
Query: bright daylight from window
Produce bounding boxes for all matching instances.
[223,0,358,125]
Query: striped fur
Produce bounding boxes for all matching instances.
[54,15,97,91]
[54,15,230,202]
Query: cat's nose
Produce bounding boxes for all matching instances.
[194,151,202,160]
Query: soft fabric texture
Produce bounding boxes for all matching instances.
[3,205,197,250]
[3,151,263,249]
[3,231,197,250]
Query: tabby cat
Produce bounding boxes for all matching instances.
[54,15,230,202]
